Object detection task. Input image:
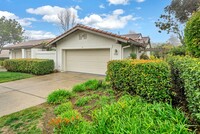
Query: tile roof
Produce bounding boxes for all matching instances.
[47,24,144,47]
[4,38,53,49]
[123,33,142,40]
[4,24,151,50]
[142,37,150,44]
[48,24,130,44]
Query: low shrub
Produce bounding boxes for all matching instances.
[0,60,4,66]
[75,94,100,107]
[107,59,171,102]
[54,102,73,115]
[72,79,101,92]
[130,52,137,59]
[49,109,91,133]
[149,55,157,60]
[92,95,190,134]
[72,84,86,92]
[167,56,200,122]
[169,46,186,56]
[4,59,54,75]
[140,53,149,59]
[47,89,73,104]
[58,110,80,119]
[49,116,91,134]
[75,96,92,107]
[84,79,100,90]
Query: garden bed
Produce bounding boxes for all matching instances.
[0,79,196,134]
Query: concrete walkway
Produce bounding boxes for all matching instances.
[0,72,104,117]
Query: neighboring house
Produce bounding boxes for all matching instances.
[123,33,151,58]
[3,39,56,60]
[0,50,9,59]
[47,24,151,75]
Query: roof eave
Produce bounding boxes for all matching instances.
[128,39,144,48]
[47,25,130,46]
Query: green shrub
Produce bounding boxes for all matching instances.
[4,59,54,75]
[150,55,157,60]
[169,46,186,56]
[107,59,171,102]
[52,112,91,134]
[140,53,149,59]
[0,60,4,66]
[184,11,200,57]
[92,95,190,134]
[59,110,80,119]
[72,79,101,92]
[72,84,86,92]
[130,52,137,59]
[47,89,73,104]
[54,102,73,115]
[84,79,100,90]
[167,56,200,122]
[75,96,92,107]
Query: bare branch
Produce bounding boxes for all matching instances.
[57,8,76,32]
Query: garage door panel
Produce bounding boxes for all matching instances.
[65,49,110,75]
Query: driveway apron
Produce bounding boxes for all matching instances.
[0,72,104,117]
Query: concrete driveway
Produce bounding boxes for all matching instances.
[0,72,104,117]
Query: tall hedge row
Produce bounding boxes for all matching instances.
[184,11,200,58]
[167,56,200,122]
[4,59,54,75]
[107,60,172,102]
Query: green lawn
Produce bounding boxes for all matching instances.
[0,105,46,134]
[0,72,33,83]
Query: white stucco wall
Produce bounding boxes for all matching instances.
[25,49,31,58]
[11,49,22,59]
[31,48,43,58]
[146,44,151,57]
[56,30,122,71]
[34,51,56,66]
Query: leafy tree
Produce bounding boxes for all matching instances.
[0,16,24,53]
[155,0,200,45]
[151,43,173,58]
[184,11,200,57]
[169,46,186,56]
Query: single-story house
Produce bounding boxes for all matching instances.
[4,39,53,59]
[47,24,151,75]
[0,50,9,59]
[4,24,151,75]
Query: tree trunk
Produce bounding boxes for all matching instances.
[177,32,185,46]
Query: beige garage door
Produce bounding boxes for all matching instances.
[65,49,110,75]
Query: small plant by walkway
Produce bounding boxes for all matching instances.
[0,72,33,83]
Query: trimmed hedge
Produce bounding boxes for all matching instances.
[184,11,200,57]
[0,60,4,66]
[167,56,200,122]
[107,60,172,102]
[4,59,54,75]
